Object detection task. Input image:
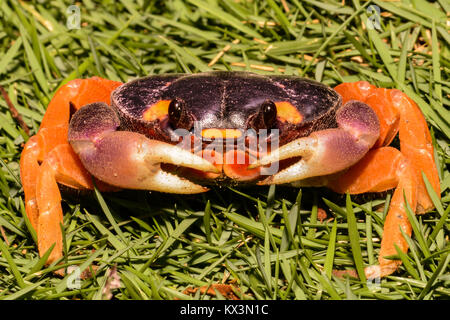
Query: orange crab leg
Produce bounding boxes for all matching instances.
[40,77,123,129]
[331,81,440,278]
[36,144,96,262]
[327,147,417,277]
[328,147,402,194]
[20,77,122,263]
[375,159,417,278]
[20,126,80,231]
[20,136,41,230]
[334,82,440,212]
[391,90,440,213]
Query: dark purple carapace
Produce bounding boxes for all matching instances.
[111,72,341,145]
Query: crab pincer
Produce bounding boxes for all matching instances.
[68,102,219,194]
[251,100,380,184]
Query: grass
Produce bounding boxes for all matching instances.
[0,0,448,300]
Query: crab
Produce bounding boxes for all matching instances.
[20,71,440,279]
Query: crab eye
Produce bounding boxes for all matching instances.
[249,100,278,130]
[168,97,193,131]
[261,100,277,128]
[168,98,184,126]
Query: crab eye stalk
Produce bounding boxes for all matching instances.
[249,100,278,130]
[168,98,193,130]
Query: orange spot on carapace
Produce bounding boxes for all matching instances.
[143,100,170,121]
[275,101,303,124]
[201,128,243,139]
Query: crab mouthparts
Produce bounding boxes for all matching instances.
[161,126,297,183]
[173,129,276,182]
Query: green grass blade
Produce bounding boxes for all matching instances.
[2,280,45,300]
[324,219,338,279]
[345,194,366,283]
[0,237,25,288]
[187,0,262,39]
[394,244,420,280]
[422,172,444,217]
[203,200,212,244]
[0,38,22,76]
[403,193,431,258]
[94,187,129,247]
[418,252,450,300]
[27,243,56,276]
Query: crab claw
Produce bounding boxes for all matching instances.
[252,100,380,185]
[69,103,218,194]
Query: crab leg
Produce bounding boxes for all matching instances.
[334,82,440,213]
[391,90,440,213]
[21,122,72,232]
[36,144,96,262]
[20,136,41,230]
[252,100,380,184]
[20,77,122,262]
[368,151,417,278]
[327,147,417,278]
[330,82,440,278]
[328,147,403,194]
[20,131,93,224]
[68,102,218,194]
